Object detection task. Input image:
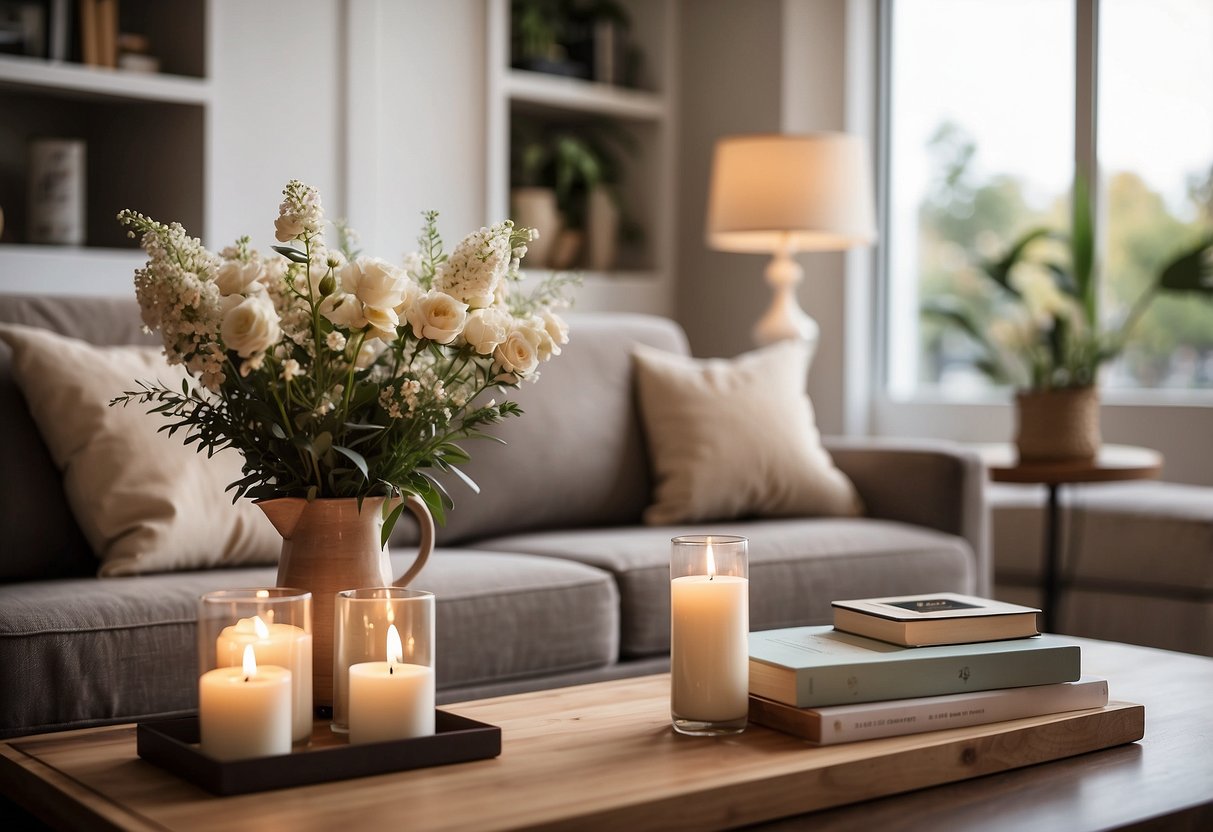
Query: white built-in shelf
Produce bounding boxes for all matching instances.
[505,69,665,122]
[0,54,211,106]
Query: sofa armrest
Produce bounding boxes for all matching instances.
[823,437,991,596]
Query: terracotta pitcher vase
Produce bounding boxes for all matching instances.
[257,495,434,708]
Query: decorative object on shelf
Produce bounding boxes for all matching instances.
[339,588,436,744]
[117,31,160,73]
[924,177,1213,462]
[114,179,576,705]
[78,0,117,67]
[669,534,749,737]
[509,187,561,267]
[197,588,313,744]
[0,1,48,57]
[510,0,587,79]
[511,116,635,271]
[706,132,877,352]
[27,137,85,245]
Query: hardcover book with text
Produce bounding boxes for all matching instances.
[749,626,1080,708]
[832,592,1040,647]
[749,676,1108,744]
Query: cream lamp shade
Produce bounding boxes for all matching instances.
[705,132,877,346]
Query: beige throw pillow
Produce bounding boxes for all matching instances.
[633,340,861,525]
[0,324,280,576]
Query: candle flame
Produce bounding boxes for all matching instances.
[706,542,716,580]
[253,615,270,639]
[242,644,257,679]
[387,624,403,666]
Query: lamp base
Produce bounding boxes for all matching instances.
[752,248,820,357]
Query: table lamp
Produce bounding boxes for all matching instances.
[705,133,877,347]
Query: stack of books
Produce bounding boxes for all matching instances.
[748,592,1108,745]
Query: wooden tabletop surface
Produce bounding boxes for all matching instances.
[976,443,1164,486]
[1,638,1209,831]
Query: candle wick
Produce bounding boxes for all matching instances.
[389,665,394,676]
[244,675,250,683]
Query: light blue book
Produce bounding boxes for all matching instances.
[749,626,1080,708]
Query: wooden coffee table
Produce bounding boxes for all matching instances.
[1,638,1209,831]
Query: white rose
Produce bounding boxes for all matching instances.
[461,308,510,355]
[407,291,468,344]
[363,304,400,341]
[321,293,367,330]
[220,293,281,358]
[215,260,262,296]
[353,339,386,370]
[540,310,569,357]
[274,214,305,243]
[494,324,541,379]
[341,257,406,310]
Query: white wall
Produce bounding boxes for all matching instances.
[208,0,344,251]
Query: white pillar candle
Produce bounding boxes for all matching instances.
[348,624,435,744]
[216,615,313,742]
[670,572,750,722]
[199,645,292,761]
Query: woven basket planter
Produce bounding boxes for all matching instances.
[1014,385,1101,462]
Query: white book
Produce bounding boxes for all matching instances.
[749,676,1109,745]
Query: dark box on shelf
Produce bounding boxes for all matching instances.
[136,710,501,796]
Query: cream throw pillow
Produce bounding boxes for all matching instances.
[633,340,861,525]
[0,324,280,576]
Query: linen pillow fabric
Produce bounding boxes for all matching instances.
[633,340,861,525]
[0,324,279,576]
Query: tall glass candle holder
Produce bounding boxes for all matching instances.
[333,587,435,740]
[670,535,749,736]
[197,588,313,744]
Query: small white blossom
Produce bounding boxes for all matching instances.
[281,358,303,381]
[326,331,347,351]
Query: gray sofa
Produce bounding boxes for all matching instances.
[0,294,988,739]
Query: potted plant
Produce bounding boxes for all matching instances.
[925,177,1213,460]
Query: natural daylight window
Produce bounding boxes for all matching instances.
[884,0,1213,398]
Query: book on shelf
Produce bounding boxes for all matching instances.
[748,625,1080,708]
[831,592,1040,647]
[749,676,1109,745]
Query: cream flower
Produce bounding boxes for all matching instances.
[341,257,407,310]
[353,339,386,370]
[321,293,367,330]
[326,330,347,352]
[221,293,281,358]
[274,214,306,243]
[281,358,303,381]
[215,260,263,296]
[540,311,569,357]
[494,323,541,380]
[461,308,510,355]
[434,223,513,309]
[407,291,468,344]
[363,305,400,341]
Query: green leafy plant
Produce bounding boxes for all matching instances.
[925,176,1213,390]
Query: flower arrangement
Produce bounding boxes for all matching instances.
[926,181,1213,391]
[114,179,576,536]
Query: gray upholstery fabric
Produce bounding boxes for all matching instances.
[0,295,153,581]
[401,313,690,546]
[479,518,975,657]
[825,437,990,596]
[0,550,618,738]
[990,481,1213,656]
[991,481,1213,593]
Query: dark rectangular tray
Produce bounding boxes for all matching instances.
[136,711,501,796]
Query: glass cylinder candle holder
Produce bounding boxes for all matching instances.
[333,587,435,742]
[197,588,314,748]
[670,535,749,736]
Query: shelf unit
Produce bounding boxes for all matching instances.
[485,0,678,315]
[0,0,209,297]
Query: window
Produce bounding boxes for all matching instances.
[884,0,1213,397]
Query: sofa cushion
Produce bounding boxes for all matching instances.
[0,324,284,576]
[632,340,860,525]
[479,519,975,657]
[990,481,1213,594]
[0,550,618,738]
[0,295,155,581]
[417,313,689,545]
